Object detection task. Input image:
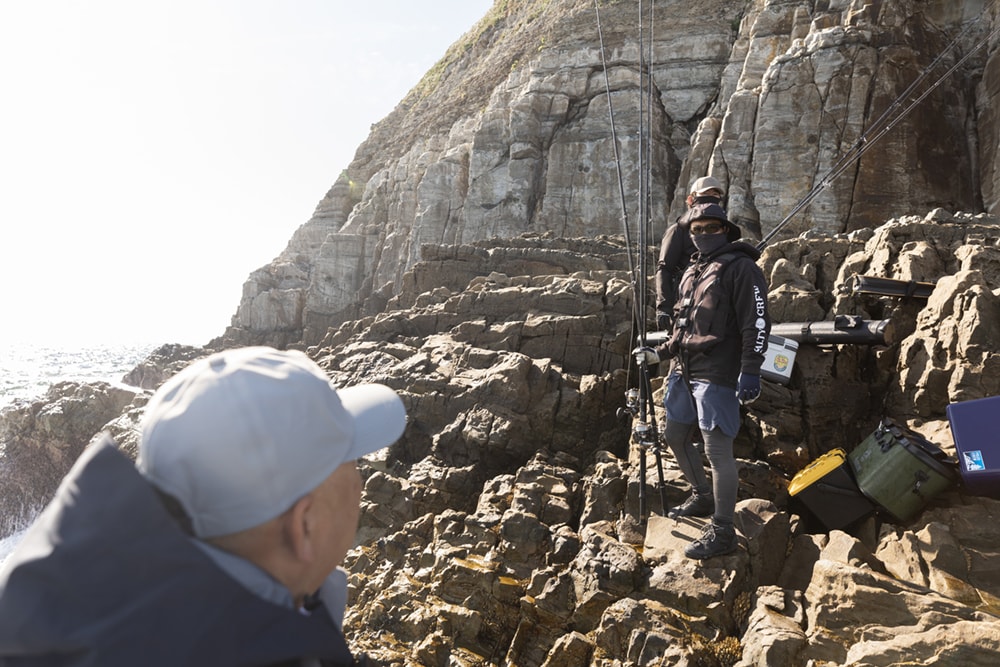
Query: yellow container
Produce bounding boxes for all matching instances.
[789,449,874,531]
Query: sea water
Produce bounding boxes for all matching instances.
[0,341,156,566]
[0,341,154,410]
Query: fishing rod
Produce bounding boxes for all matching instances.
[594,0,635,278]
[593,0,642,351]
[757,12,1000,251]
[594,0,669,519]
[594,0,647,351]
[635,0,668,518]
[637,0,657,349]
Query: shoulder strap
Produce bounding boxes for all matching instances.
[703,250,742,276]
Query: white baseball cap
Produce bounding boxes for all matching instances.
[690,176,725,196]
[137,346,406,538]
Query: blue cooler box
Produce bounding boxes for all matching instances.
[947,395,1000,498]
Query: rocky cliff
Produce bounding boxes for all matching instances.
[217,0,999,348]
[3,1,1000,665]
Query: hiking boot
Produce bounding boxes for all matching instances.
[667,492,714,519]
[684,521,737,560]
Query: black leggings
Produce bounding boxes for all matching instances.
[663,419,737,524]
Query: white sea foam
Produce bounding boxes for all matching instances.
[0,341,157,560]
[0,342,155,410]
[0,528,28,569]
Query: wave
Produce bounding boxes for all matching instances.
[0,342,155,410]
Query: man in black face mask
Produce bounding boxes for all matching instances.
[654,176,729,331]
[634,203,770,559]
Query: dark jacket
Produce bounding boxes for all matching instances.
[659,240,770,387]
[654,194,730,318]
[0,436,363,667]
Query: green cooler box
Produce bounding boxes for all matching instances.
[848,419,959,523]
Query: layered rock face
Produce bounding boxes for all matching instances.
[218,0,998,347]
[4,0,1000,665]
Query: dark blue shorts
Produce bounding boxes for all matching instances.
[663,372,740,438]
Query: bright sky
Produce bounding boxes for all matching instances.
[0,1,493,347]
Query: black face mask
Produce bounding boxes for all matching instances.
[691,232,728,255]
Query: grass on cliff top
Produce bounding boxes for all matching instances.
[405,0,554,102]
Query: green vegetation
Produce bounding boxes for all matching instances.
[337,170,364,202]
[405,1,510,102]
[401,0,551,102]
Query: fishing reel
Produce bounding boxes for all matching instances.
[618,387,639,417]
[618,387,663,448]
[632,418,659,449]
[616,387,641,421]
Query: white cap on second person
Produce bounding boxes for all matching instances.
[690,176,725,196]
[137,346,406,538]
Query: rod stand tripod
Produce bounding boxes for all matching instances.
[619,353,669,519]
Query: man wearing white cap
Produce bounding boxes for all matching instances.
[0,346,406,666]
[655,175,734,330]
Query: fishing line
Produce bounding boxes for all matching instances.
[757,7,1000,250]
[594,0,634,270]
[594,0,645,389]
[636,0,652,346]
[636,0,655,346]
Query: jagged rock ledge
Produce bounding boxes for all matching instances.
[3,213,1000,665]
